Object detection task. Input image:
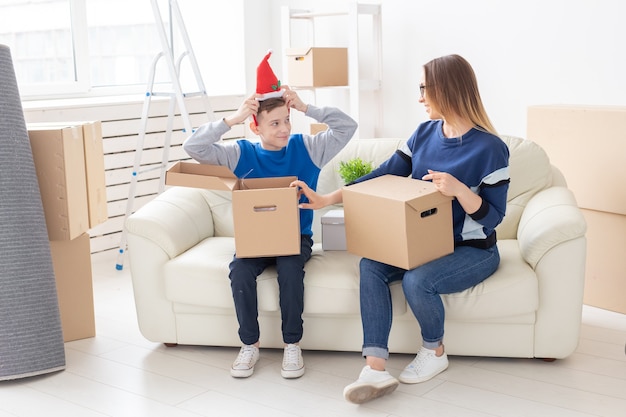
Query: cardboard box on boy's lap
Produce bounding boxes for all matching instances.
[166,161,300,258]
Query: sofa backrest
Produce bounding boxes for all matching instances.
[198,135,555,242]
[496,135,553,239]
[317,138,405,195]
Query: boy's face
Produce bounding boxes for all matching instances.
[250,103,291,151]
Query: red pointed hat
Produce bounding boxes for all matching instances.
[256,50,284,100]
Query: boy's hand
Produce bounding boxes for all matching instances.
[282,86,308,113]
[225,93,260,127]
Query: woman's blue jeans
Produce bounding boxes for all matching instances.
[229,235,313,345]
[360,244,500,359]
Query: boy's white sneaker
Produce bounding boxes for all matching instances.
[281,344,305,378]
[343,365,399,404]
[230,345,259,378]
[399,347,449,384]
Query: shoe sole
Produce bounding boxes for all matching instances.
[343,379,399,404]
[230,367,254,378]
[281,366,305,379]
[398,362,448,384]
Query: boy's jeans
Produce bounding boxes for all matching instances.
[229,235,313,345]
[360,244,500,359]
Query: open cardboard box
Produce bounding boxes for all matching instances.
[343,175,454,269]
[166,161,300,257]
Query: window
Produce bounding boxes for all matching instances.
[0,0,245,99]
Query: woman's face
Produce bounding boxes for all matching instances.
[419,72,441,120]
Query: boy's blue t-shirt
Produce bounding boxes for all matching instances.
[234,134,319,236]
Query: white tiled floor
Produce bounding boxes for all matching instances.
[1,250,625,416]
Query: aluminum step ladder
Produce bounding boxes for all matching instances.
[115,0,215,270]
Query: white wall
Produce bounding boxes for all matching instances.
[244,0,626,139]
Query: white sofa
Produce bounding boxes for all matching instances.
[125,136,587,359]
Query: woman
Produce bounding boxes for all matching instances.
[292,54,510,404]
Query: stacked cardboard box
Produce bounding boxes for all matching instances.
[27,121,108,341]
[527,105,626,314]
[286,47,348,87]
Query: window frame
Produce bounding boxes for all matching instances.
[11,0,246,101]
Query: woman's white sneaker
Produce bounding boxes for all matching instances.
[399,347,448,384]
[343,366,399,404]
[230,345,259,378]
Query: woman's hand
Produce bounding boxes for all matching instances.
[422,169,481,214]
[421,169,465,197]
[290,180,342,209]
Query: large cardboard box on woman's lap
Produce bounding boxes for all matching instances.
[527,104,626,313]
[342,175,454,270]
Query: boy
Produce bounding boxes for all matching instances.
[182,51,357,379]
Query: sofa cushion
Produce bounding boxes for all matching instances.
[164,238,538,321]
[164,239,368,316]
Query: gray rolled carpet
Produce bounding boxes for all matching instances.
[0,44,66,380]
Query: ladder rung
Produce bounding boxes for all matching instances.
[182,91,207,97]
[148,92,177,97]
[137,164,167,175]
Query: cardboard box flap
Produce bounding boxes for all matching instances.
[238,176,297,191]
[166,161,238,191]
[286,47,313,58]
[349,175,450,202]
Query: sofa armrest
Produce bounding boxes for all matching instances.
[125,186,215,259]
[517,186,587,269]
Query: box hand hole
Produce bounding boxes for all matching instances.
[253,205,277,212]
[420,208,438,218]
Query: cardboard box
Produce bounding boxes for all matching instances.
[581,209,626,314]
[321,209,346,251]
[49,232,96,342]
[30,121,108,228]
[527,105,626,215]
[343,175,453,269]
[166,161,300,257]
[527,105,626,312]
[28,125,90,241]
[286,47,348,87]
[80,121,108,228]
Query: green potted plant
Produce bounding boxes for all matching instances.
[338,157,374,184]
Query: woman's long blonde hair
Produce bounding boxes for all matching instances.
[423,54,498,136]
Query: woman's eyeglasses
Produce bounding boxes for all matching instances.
[419,84,430,98]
